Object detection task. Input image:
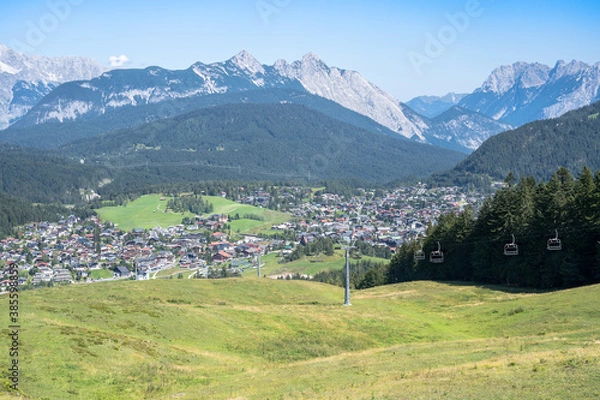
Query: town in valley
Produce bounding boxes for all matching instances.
[0,184,489,289]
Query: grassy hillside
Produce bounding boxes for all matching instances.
[2,280,599,399]
[203,196,290,234]
[95,194,290,234]
[242,251,388,278]
[96,194,193,231]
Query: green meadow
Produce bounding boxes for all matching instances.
[242,251,388,278]
[96,194,193,231]
[89,269,114,280]
[2,279,599,399]
[96,194,291,234]
[203,196,290,234]
[153,267,194,279]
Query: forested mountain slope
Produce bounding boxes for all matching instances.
[62,103,466,184]
[452,101,600,180]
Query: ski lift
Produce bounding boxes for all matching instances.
[414,249,425,261]
[414,245,425,261]
[547,229,562,251]
[504,234,519,256]
[414,236,425,261]
[429,242,444,263]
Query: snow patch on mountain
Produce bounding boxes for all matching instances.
[42,100,93,123]
[0,60,20,75]
[191,64,229,94]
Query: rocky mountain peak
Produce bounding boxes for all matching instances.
[0,43,106,129]
[460,59,600,127]
[481,62,550,95]
[229,50,264,75]
[549,60,589,81]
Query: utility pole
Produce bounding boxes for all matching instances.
[344,245,351,306]
[342,225,356,306]
[257,251,261,278]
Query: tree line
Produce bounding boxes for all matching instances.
[389,166,600,289]
[309,166,600,291]
[452,101,600,182]
[312,259,389,290]
[0,192,94,238]
[166,194,214,215]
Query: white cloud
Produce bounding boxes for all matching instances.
[109,54,130,67]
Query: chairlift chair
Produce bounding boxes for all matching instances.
[414,248,425,261]
[547,229,562,251]
[414,237,426,261]
[429,241,444,263]
[504,234,519,256]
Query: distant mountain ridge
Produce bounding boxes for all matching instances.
[1,47,509,153]
[0,88,408,148]
[459,60,600,126]
[451,100,600,181]
[406,93,468,118]
[0,43,106,129]
[423,106,513,153]
[9,50,430,141]
[2,45,598,154]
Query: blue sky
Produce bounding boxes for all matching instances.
[1,0,599,101]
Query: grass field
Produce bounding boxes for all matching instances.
[242,250,388,278]
[96,194,194,231]
[2,279,599,399]
[96,194,291,234]
[203,196,290,234]
[89,268,113,280]
[153,267,195,279]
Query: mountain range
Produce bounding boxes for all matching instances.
[2,50,425,137]
[60,102,466,184]
[457,60,600,127]
[406,93,467,118]
[0,43,105,130]
[442,100,600,182]
[0,45,599,156]
[0,47,512,153]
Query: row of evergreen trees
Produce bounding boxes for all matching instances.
[389,166,600,289]
[166,194,214,215]
[0,192,95,238]
[313,259,389,289]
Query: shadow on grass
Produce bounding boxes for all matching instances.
[439,280,556,294]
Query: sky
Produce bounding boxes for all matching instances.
[1,0,599,101]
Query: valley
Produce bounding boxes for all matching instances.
[0,14,599,398]
[1,184,480,287]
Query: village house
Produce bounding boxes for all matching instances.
[114,266,131,279]
[213,251,232,263]
[53,269,73,284]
